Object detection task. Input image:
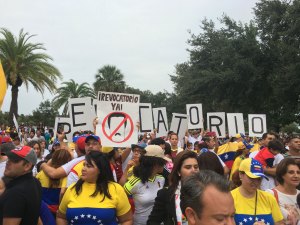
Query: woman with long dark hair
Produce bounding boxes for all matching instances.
[124,145,169,225]
[57,151,132,225]
[147,150,199,225]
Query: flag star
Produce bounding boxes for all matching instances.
[249,217,252,221]
[243,218,247,222]
[255,217,259,221]
[239,222,243,225]
[71,220,74,223]
[75,216,78,220]
[87,214,91,218]
[81,214,85,218]
[266,223,270,225]
[97,220,101,223]
[225,154,228,159]
[262,219,265,222]
[93,216,97,220]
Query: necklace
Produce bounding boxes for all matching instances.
[254,190,257,217]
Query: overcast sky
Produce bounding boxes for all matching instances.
[1,0,258,115]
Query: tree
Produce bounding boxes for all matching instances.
[171,17,263,114]
[93,65,126,93]
[32,100,58,127]
[52,79,96,115]
[171,1,300,131]
[254,0,300,130]
[0,28,61,124]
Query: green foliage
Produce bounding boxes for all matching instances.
[0,111,9,125]
[0,28,61,124]
[93,65,126,93]
[52,79,96,116]
[171,1,300,131]
[31,100,58,127]
[280,122,300,134]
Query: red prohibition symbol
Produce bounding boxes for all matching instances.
[102,111,134,143]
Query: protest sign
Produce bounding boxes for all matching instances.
[97,92,140,147]
[152,107,168,137]
[54,117,72,141]
[69,97,94,133]
[186,104,203,129]
[207,112,226,138]
[139,103,154,133]
[170,113,188,142]
[227,113,245,137]
[248,114,267,137]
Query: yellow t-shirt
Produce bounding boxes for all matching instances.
[36,170,67,212]
[59,182,131,224]
[231,188,283,225]
[36,170,67,188]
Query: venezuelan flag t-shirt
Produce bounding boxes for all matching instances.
[231,188,283,225]
[36,170,67,213]
[59,182,131,225]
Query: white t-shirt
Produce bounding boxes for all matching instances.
[61,155,85,175]
[266,189,300,221]
[188,135,202,148]
[124,175,165,225]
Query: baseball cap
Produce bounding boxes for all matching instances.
[235,133,245,139]
[0,142,16,155]
[85,135,100,143]
[131,143,147,150]
[237,142,246,150]
[235,133,242,139]
[6,146,37,165]
[76,136,87,151]
[2,136,12,144]
[53,140,60,146]
[239,158,268,180]
[242,140,254,150]
[144,145,171,162]
[73,135,80,143]
[101,146,114,153]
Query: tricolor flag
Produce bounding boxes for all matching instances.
[217,142,239,169]
[0,62,7,110]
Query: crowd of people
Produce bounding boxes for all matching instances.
[0,123,300,225]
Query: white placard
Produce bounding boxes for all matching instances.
[139,103,154,133]
[207,112,226,138]
[152,107,168,138]
[96,91,140,147]
[248,114,267,137]
[227,113,245,137]
[170,113,188,142]
[186,104,203,129]
[54,117,72,142]
[69,97,94,133]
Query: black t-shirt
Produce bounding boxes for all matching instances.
[0,172,42,225]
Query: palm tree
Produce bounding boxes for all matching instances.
[93,65,126,93]
[0,28,61,124]
[52,79,96,115]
